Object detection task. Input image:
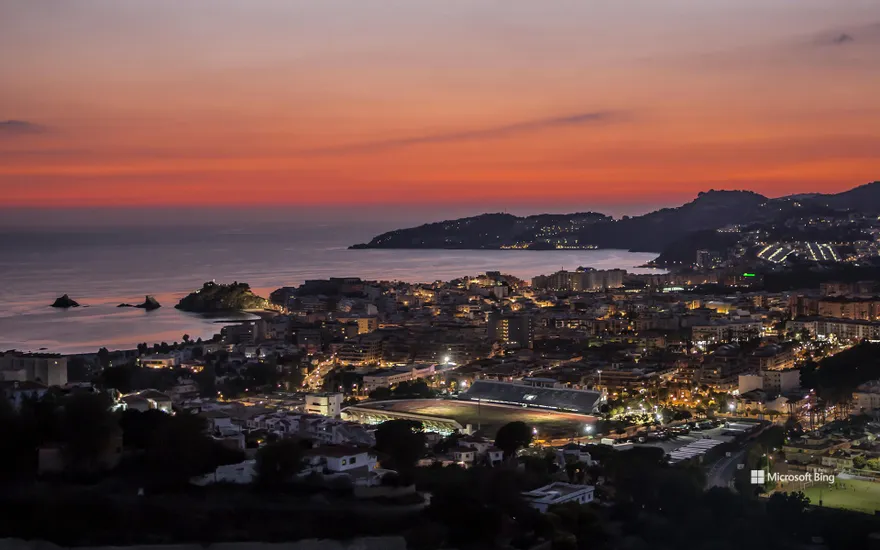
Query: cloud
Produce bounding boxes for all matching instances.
[0,120,47,137]
[831,33,855,45]
[303,111,619,155]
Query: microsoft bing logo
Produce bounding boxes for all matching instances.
[750,470,766,485]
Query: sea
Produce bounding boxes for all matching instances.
[0,222,661,354]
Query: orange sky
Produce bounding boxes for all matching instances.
[2,1,880,217]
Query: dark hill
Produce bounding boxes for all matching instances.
[821,181,880,211]
[351,212,610,249]
[580,190,768,251]
[351,182,880,253]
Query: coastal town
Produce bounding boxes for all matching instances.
[5,243,880,546]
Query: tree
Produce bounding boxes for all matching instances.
[120,408,169,450]
[494,421,533,458]
[99,364,136,394]
[374,419,426,476]
[368,387,393,400]
[767,491,810,536]
[255,438,306,487]
[97,347,111,369]
[145,412,219,485]
[60,392,120,474]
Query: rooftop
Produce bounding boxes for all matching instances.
[522,482,594,503]
[303,445,373,459]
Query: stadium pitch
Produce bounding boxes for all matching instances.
[360,398,595,439]
[795,479,880,515]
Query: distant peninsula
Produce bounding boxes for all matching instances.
[118,295,161,311]
[350,182,880,262]
[50,294,80,308]
[175,281,270,313]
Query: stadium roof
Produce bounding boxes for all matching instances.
[460,380,603,414]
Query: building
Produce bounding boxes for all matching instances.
[336,336,383,365]
[531,268,625,292]
[761,369,801,393]
[487,312,534,349]
[306,392,345,418]
[738,369,801,395]
[302,446,378,475]
[191,459,257,486]
[749,344,794,371]
[120,390,173,413]
[695,249,712,269]
[816,318,880,341]
[522,482,595,512]
[362,364,436,391]
[817,297,880,320]
[460,380,604,414]
[691,320,762,344]
[139,353,180,369]
[0,352,68,386]
[855,380,880,413]
[700,343,748,390]
[334,315,379,335]
[220,322,257,345]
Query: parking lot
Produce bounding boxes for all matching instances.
[630,420,761,455]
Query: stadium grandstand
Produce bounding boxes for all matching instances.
[460,380,604,415]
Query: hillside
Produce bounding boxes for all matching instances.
[352,190,768,252]
[820,181,880,211]
[175,282,270,313]
[352,182,880,253]
[350,212,610,249]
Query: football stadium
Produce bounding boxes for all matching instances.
[460,379,604,415]
[343,380,602,438]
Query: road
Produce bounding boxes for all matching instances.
[705,422,773,489]
[706,449,746,489]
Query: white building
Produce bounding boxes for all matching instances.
[762,369,801,393]
[191,460,256,486]
[306,392,345,418]
[691,320,763,344]
[450,446,477,466]
[362,364,436,391]
[0,352,67,386]
[738,374,764,395]
[302,446,378,475]
[737,369,800,395]
[855,380,880,413]
[139,354,180,369]
[522,482,595,512]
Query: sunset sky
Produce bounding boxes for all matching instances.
[2,1,880,223]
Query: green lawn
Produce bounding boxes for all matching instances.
[794,479,880,514]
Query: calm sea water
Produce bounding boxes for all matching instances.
[0,223,660,354]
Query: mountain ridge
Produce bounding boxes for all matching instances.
[350,182,880,254]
